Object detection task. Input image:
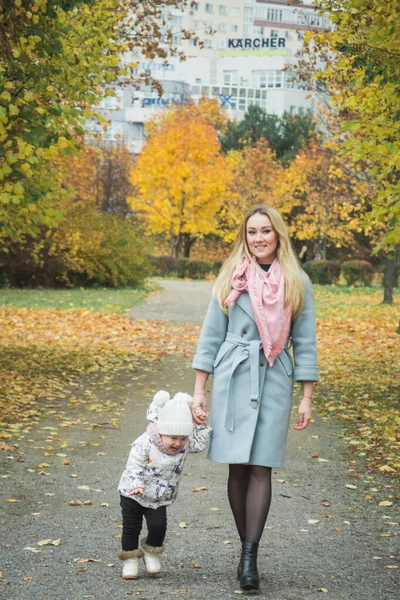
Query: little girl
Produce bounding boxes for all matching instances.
[117,390,211,580]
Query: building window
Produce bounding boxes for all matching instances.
[205,3,213,13]
[218,22,227,32]
[223,70,239,86]
[232,7,239,17]
[271,29,278,38]
[231,24,238,32]
[195,78,201,84]
[219,5,227,15]
[204,39,213,48]
[275,70,283,88]
[253,26,264,36]
[191,20,198,28]
[189,38,198,46]
[191,2,199,11]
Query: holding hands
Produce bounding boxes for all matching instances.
[191,392,209,425]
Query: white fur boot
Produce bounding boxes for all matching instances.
[140,537,165,575]
[118,549,143,580]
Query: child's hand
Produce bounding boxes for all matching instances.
[191,393,209,425]
[128,487,145,499]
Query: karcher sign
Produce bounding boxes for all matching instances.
[227,37,286,49]
[219,37,287,57]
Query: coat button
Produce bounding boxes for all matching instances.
[260,362,264,367]
[242,330,247,335]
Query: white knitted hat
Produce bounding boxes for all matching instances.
[152,391,194,436]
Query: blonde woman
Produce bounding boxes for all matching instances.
[191,205,319,594]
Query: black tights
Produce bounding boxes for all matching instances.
[227,464,272,544]
[120,494,167,551]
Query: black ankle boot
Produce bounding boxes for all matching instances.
[240,541,259,593]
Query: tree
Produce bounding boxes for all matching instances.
[0,0,194,247]
[281,141,372,257]
[300,0,400,301]
[129,103,230,258]
[220,139,282,240]
[220,106,316,163]
[62,144,135,217]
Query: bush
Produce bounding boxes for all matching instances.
[302,260,341,284]
[212,260,223,276]
[341,260,374,286]
[149,256,215,279]
[0,203,151,288]
[176,258,213,279]
[148,255,179,277]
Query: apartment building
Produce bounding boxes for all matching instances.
[94,1,330,152]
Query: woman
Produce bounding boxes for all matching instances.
[191,205,319,593]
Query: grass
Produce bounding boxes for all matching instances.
[0,282,161,313]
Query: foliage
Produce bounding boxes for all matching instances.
[341,260,374,286]
[303,260,341,285]
[0,308,199,435]
[314,286,399,474]
[302,0,400,249]
[220,106,316,163]
[221,138,283,241]
[0,202,150,287]
[280,141,371,255]
[0,285,158,312]
[129,102,230,257]
[61,143,135,216]
[149,255,218,279]
[0,0,193,246]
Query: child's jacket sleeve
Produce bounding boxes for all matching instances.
[188,425,212,453]
[118,434,150,494]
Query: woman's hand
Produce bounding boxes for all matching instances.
[128,487,145,498]
[293,397,312,430]
[191,392,209,425]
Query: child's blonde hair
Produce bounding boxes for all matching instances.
[213,204,305,318]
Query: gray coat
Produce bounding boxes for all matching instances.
[192,273,319,467]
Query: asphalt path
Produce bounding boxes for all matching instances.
[1,280,398,600]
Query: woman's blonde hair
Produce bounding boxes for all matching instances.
[213,205,305,318]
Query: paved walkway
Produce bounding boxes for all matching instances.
[1,280,398,600]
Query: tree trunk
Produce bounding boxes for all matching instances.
[182,233,196,258]
[171,233,181,259]
[383,247,399,305]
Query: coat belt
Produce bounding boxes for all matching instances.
[223,332,263,432]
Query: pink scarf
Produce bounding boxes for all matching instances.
[147,422,182,456]
[225,256,292,366]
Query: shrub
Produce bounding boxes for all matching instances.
[0,204,151,288]
[149,255,179,277]
[302,260,341,284]
[341,260,374,286]
[176,258,213,279]
[212,260,223,276]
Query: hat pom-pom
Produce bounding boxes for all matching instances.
[152,390,170,407]
[173,392,193,406]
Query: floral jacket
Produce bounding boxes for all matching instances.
[118,401,211,509]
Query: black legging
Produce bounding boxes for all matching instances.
[120,494,167,551]
[227,464,272,543]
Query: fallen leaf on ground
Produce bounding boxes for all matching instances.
[345,484,357,490]
[68,500,83,506]
[379,501,393,507]
[308,519,320,525]
[74,558,101,563]
[179,522,187,529]
[24,547,41,553]
[189,563,201,568]
[191,487,207,492]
